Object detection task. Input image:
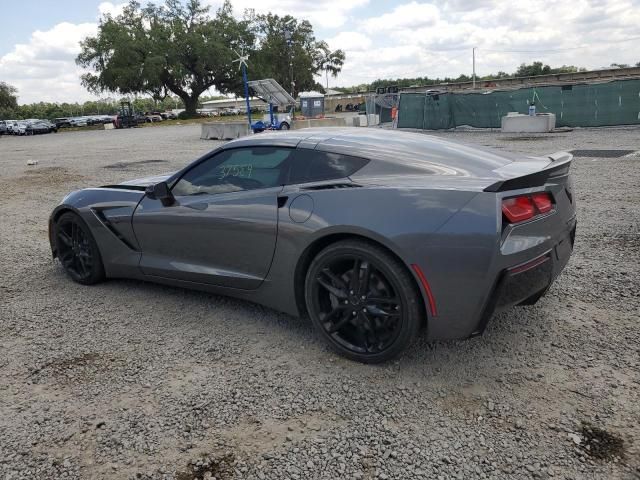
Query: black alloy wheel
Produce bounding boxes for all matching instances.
[54,212,105,285]
[305,240,422,363]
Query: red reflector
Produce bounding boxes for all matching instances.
[411,264,437,317]
[502,196,535,223]
[531,192,553,213]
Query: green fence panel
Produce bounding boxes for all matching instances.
[424,94,455,129]
[397,93,424,128]
[398,79,640,129]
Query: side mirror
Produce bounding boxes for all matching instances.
[145,181,175,206]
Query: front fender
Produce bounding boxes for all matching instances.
[48,188,146,278]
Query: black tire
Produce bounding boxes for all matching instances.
[279,122,290,130]
[305,239,423,363]
[54,212,105,285]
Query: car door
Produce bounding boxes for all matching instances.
[132,146,294,290]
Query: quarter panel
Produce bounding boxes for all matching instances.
[254,186,479,318]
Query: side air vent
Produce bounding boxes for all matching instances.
[92,209,139,251]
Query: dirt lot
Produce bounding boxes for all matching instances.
[0,125,638,480]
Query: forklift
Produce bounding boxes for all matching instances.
[113,101,144,129]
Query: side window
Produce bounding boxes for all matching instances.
[172,147,293,196]
[289,149,369,184]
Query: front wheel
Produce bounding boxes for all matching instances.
[305,240,423,363]
[54,212,105,285]
[279,122,290,130]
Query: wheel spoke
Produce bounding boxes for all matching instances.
[349,259,361,292]
[325,308,353,333]
[367,297,400,306]
[365,304,400,318]
[358,261,372,296]
[321,268,347,290]
[57,230,72,247]
[60,251,74,268]
[317,270,347,299]
[77,254,89,275]
[364,314,382,350]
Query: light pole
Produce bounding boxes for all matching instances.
[233,48,252,131]
[472,47,476,89]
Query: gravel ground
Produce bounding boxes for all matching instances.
[0,125,639,480]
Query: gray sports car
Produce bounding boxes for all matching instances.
[49,128,576,363]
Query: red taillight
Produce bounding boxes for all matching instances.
[502,192,554,224]
[502,196,535,223]
[531,192,553,213]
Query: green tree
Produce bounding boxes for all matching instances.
[317,43,346,90]
[515,61,551,77]
[250,13,343,96]
[0,82,18,118]
[77,0,253,115]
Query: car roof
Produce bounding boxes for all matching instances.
[223,127,521,178]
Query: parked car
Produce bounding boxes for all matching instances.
[160,111,178,120]
[144,113,163,122]
[6,120,20,134]
[68,117,88,127]
[49,129,576,363]
[0,120,7,135]
[13,121,28,136]
[25,121,50,135]
[54,118,72,128]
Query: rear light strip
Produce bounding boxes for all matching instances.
[508,253,551,274]
[502,192,554,224]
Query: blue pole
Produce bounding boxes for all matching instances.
[242,64,252,131]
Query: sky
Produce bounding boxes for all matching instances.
[0,0,639,104]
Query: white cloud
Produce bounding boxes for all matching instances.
[326,32,372,52]
[204,0,369,28]
[362,2,440,32]
[98,1,127,17]
[327,0,640,88]
[0,22,98,103]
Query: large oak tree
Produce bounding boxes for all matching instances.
[77,0,345,114]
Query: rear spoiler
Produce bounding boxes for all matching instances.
[484,151,573,192]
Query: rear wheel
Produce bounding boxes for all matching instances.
[54,212,105,285]
[305,240,422,363]
[279,122,290,130]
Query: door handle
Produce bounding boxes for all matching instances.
[277,196,288,208]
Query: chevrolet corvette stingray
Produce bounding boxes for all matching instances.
[49,128,576,363]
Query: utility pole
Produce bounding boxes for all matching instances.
[472,47,476,89]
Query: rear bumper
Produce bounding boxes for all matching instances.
[471,218,576,336]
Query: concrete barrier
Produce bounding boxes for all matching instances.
[201,121,250,140]
[501,113,556,133]
[292,117,347,130]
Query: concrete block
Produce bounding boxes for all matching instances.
[201,121,250,140]
[501,113,556,133]
[366,114,380,126]
[350,115,368,127]
[292,117,347,130]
